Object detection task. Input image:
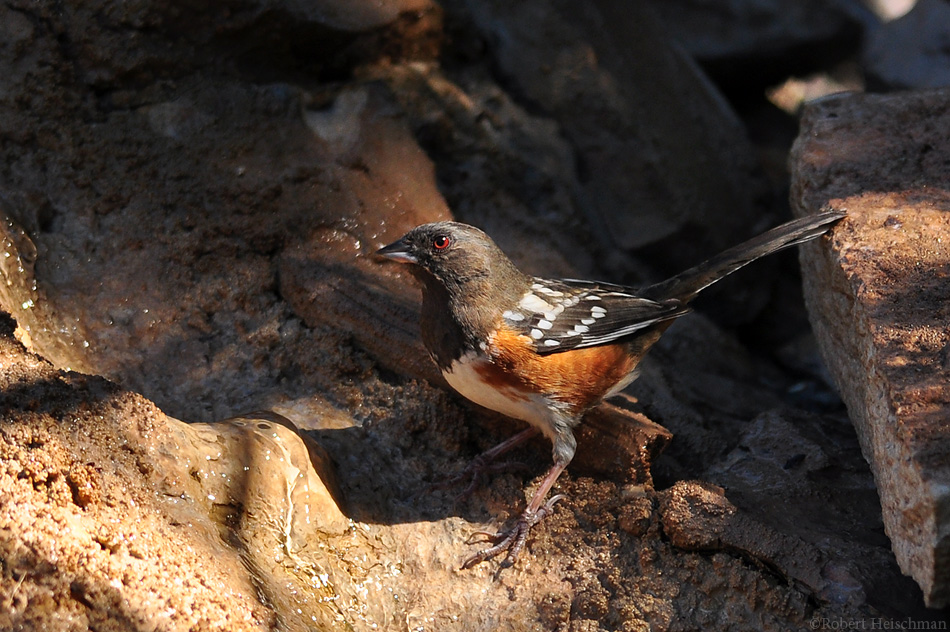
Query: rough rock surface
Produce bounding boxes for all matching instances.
[0,0,943,628]
[445,0,773,261]
[791,88,950,608]
[0,314,275,631]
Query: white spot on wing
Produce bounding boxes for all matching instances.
[581,318,595,325]
[532,285,560,297]
[574,324,589,333]
[530,328,544,339]
[519,292,554,313]
[543,339,560,347]
[503,310,525,322]
[537,319,553,330]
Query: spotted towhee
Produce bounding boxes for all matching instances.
[376,209,845,568]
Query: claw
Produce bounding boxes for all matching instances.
[465,529,502,545]
[461,496,564,569]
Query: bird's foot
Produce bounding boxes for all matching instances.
[461,494,565,569]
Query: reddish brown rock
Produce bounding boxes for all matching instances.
[792,88,950,608]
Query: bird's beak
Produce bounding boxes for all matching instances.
[375,237,417,264]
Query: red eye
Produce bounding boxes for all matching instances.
[433,235,451,250]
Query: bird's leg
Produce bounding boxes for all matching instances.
[429,426,539,501]
[462,458,568,569]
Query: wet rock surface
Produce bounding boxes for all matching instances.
[792,88,950,609]
[0,0,945,629]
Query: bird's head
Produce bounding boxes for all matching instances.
[376,221,520,290]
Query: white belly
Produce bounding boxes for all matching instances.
[442,352,558,441]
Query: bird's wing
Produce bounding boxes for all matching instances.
[501,278,690,354]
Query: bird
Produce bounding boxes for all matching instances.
[375,209,845,568]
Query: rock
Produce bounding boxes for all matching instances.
[279,83,454,385]
[705,409,923,611]
[0,307,392,630]
[572,399,671,484]
[0,69,450,422]
[791,88,950,608]
[0,0,938,626]
[154,411,363,632]
[441,0,772,275]
[0,314,274,631]
[628,312,790,480]
[366,62,596,279]
[0,315,814,629]
[0,0,446,424]
[657,480,838,602]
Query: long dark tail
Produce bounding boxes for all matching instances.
[642,209,845,302]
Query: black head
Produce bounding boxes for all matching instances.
[376,221,522,289]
